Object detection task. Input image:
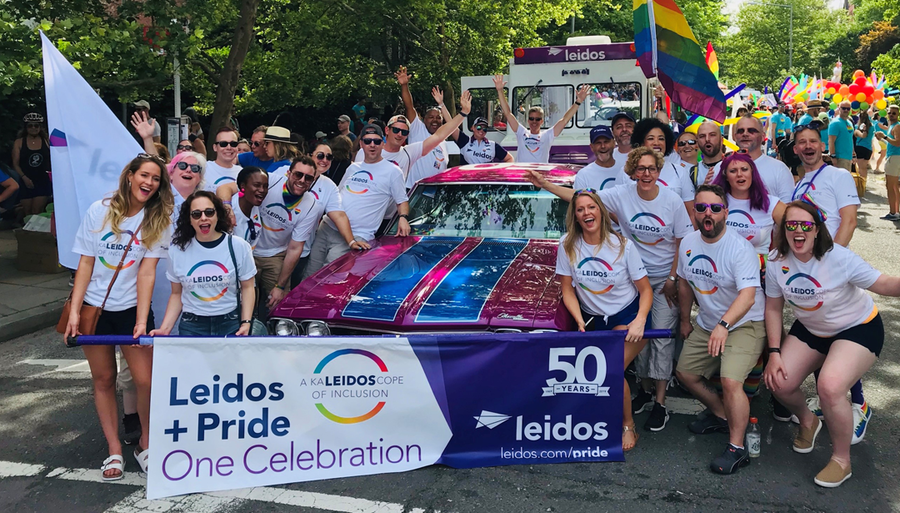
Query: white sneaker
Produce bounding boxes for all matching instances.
[851,402,872,445]
[807,396,824,419]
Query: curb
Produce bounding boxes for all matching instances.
[0,299,66,343]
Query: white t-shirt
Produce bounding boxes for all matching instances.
[711,155,795,204]
[598,183,694,277]
[613,147,630,169]
[616,161,694,202]
[766,245,881,337]
[354,142,426,181]
[254,174,319,257]
[302,175,343,258]
[166,235,257,316]
[791,164,860,238]
[407,117,448,188]
[72,200,170,311]
[515,125,556,163]
[725,194,778,254]
[677,229,763,331]
[231,193,261,250]
[327,159,409,241]
[556,235,647,316]
[696,159,722,189]
[664,152,681,166]
[573,161,620,191]
[203,161,242,192]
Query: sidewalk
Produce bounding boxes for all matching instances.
[0,229,70,342]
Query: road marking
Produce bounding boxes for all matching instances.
[6,460,437,513]
[18,358,91,373]
[665,396,705,416]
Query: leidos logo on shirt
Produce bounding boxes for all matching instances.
[346,170,373,195]
[687,253,719,295]
[304,349,403,424]
[785,273,825,311]
[576,257,616,294]
[599,178,616,190]
[261,203,292,232]
[524,136,541,154]
[186,260,229,301]
[98,230,140,269]
[727,210,757,240]
[629,212,666,245]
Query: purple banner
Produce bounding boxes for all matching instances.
[514,43,637,65]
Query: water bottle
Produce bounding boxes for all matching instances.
[746,417,761,458]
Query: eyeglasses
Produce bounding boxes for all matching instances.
[176,161,202,173]
[177,144,193,151]
[361,138,383,145]
[574,188,597,195]
[734,127,760,135]
[190,208,217,220]
[216,141,239,148]
[389,126,410,136]
[785,220,815,232]
[736,148,749,154]
[251,141,263,147]
[315,152,333,161]
[694,202,725,214]
[528,117,543,122]
[677,139,697,147]
[291,171,316,183]
[634,166,659,175]
[474,125,487,131]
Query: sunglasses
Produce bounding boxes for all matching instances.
[291,171,316,183]
[574,188,597,195]
[137,152,165,163]
[315,152,334,161]
[528,117,543,122]
[634,166,659,175]
[216,141,239,148]
[389,126,410,136]
[785,220,815,232]
[177,144,193,151]
[176,161,202,173]
[840,107,851,111]
[361,138,383,145]
[678,139,697,147]
[694,202,725,214]
[734,127,760,135]
[474,125,487,131]
[251,141,263,147]
[190,208,217,220]
[794,122,824,133]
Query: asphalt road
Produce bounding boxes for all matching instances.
[2,174,900,513]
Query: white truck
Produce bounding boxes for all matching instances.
[461,35,655,165]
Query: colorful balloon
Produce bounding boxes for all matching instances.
[827,87,836,95]
[874,90,885,100]
[877,99,887,109]
[854,76,867,87]
[839,85,850,95]
[830,102,838,110]
[849,84,860,95]
[856,92,866,102]
[881,109,888,116]
[860,101,869,110]
[853,69,865,78]
[863,85,875,95]
[852,101,860,109]
[834,93,843,102]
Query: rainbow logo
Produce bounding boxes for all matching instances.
[314,349,388,424]
[729,209,757,240]
[785,273,824,311]
[782,266,790,274]
[261,203,291,232]
[658,178,669,187]
[213,176,235,185]
[98,231,139,270]
[629,212,666,245]
[186,260,229,301]
[345,170,373,195]
[524,136,542,154]
[600,177,616,190]
[577,257,614,294]
[688,254,719,295]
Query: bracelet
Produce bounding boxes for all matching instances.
[223,200,232,205]
[768,347,781,354]
[240,320,252,325]
[348,240,358,246]
[274,284,284,290]
[398,214,409,219]
[575,101,582,106]
[461,112,470,117]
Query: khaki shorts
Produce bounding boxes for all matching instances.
[834,158,852,172]
[254,252,287,295]
[886,156,900,177]
[676,320,766,382]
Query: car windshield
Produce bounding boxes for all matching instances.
[386,183,570,239]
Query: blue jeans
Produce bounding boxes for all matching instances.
[178,308,240,336]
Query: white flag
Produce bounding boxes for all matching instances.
[41,31,143,269]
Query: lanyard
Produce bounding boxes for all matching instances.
[792,163,827,201]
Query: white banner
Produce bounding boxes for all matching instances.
[148,337,452,499]
[41,32,143,269]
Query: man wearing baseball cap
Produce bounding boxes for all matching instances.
[450,116,513,165]
[610,111,636,174]
[337,115,356,141]
[133,100,160,143]
[573,125,620,192]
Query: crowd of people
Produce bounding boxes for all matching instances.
[5,68,888,489]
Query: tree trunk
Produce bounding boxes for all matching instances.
[206,0,261,155]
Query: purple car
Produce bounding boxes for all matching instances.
[269,162,579,336]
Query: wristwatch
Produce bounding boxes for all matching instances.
[668,275,677,282]
[717,319,731,330]
[398,214,409,220]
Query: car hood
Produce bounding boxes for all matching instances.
[271,236,573,332]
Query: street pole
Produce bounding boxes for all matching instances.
[174,54,182,117]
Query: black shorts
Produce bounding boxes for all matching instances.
[788,313,883,357]
[94,306,156,337]
[581,296,648,331]
[855,146,873,161]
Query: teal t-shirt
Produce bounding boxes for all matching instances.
[888,123,900,157]
[771,113,793,138]
[856,121,874,150]
[827,118,854,160]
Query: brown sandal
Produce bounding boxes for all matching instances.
[623,424,640,452]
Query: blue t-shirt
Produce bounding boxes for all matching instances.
[797,114,814,127]
[237,152,290,172]
[856,121,874,150]
[827,118,854,160]
[0,168,10,183]
[771,113,793,138]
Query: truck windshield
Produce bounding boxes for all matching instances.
[512,85,574,130]
[576,83,642,128]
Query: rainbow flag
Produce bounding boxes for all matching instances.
[706,41,719,80]
[634,0,726,122]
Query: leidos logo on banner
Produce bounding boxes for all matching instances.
[300,348,404,424]
[542,346,610,397]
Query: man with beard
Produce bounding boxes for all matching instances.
[695,121,725,188]
[717,115,795,203]
[204,127,242,192]
[611,112,635,174]
[397,67,451,185]
[828,101,855,172]
[573,125,619,191]
[675,184,766,475]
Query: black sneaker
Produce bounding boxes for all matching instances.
[689,414,729,434]
[632,389,654,415]
[710,444,750,474]
[772,397,793,423]
[644,402,669,432]
[123,413,141,446]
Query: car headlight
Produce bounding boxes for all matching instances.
[272,319,300,336]
[303,321,331,337]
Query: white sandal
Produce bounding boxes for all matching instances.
[101,454,125,482]
[134,446,149,473]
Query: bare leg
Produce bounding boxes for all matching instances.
[30,195,49,215]
[888,175,899,214]
[770,335,826,431]
[82,345,122,478]
[721,378,750,447]
[621,331,648,451]
[676,370,726,419]
[120,345,154,451]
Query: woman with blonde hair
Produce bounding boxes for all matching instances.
[262,126,299,174]
[556,188,653,451]
[63,153,174,480]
